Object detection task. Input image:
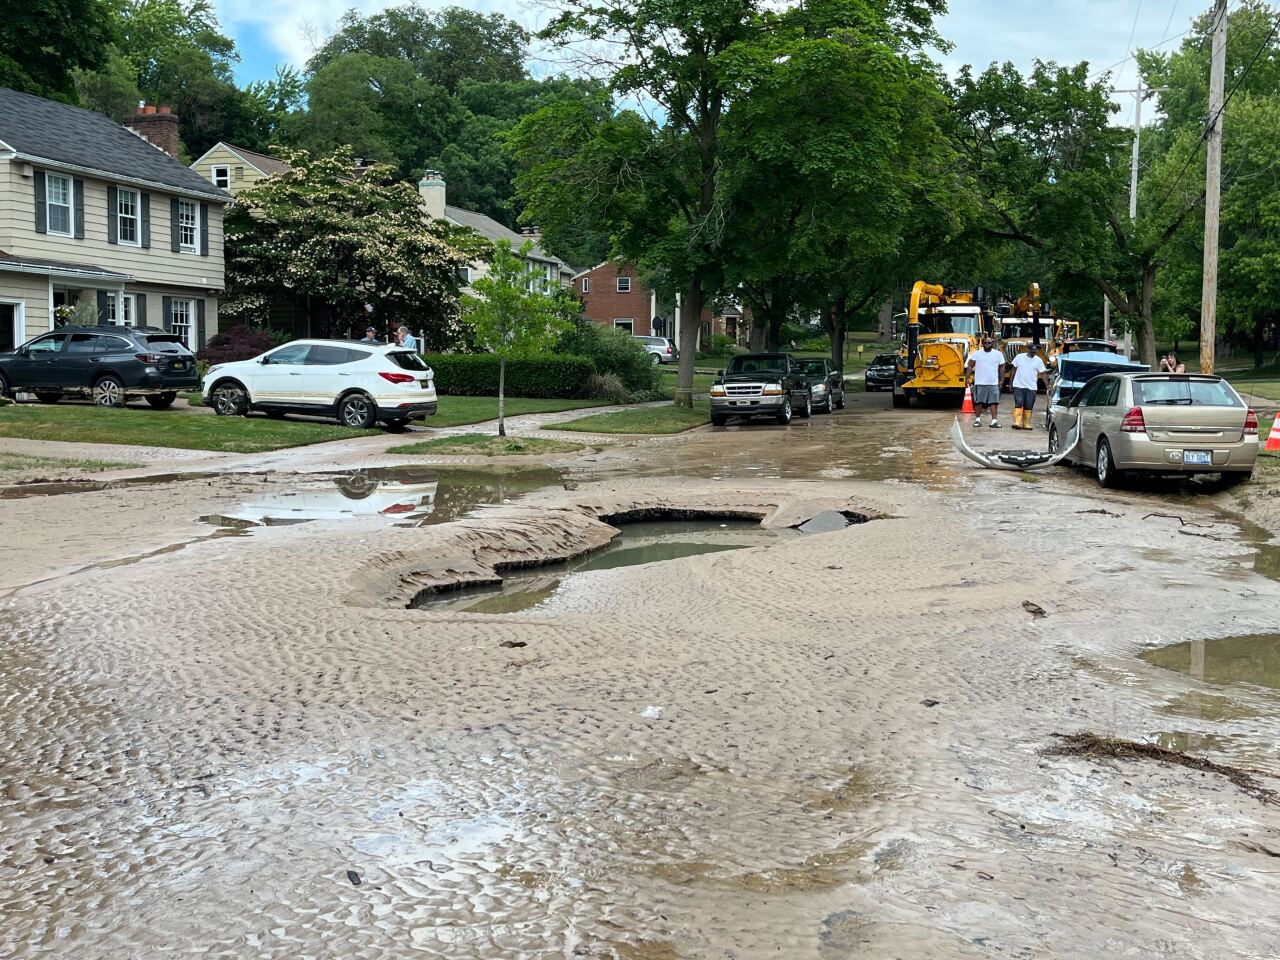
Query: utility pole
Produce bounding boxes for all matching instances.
[1113,79,1167,359]
[1200,0,1229,376]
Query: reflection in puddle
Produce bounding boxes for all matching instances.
[413,520,787,614]
[1142,634,1280,691]
[202,466,561,528]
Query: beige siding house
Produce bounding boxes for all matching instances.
[0,89,230,354]
[190,142,291,196]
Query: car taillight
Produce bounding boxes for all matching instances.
[379,502,416,515]
[379,371,415,384]
[135,353,161,364]
[1244,408,1259,434]
[666,345,672,354]
[1121,406,1146,433]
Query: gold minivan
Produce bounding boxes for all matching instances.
[1047,373,1259,487]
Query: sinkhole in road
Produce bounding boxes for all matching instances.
[411,519,793,615]
[1141,633,1280,692]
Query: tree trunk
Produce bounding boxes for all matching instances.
[748,317,767,352]
[820,299,846,369]
[498,355,506,437]
[674,275,703,408]
[1138,264,1157,367]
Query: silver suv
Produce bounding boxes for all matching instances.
[634,335,678,365]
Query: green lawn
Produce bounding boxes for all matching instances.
[430,395,604,427]
[387,433,588,456]
[0,450,134,475]
[1222,368,1280,405]
[0,404,364,452]
[547,400,708,435]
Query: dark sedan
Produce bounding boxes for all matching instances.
[795,357,845,413]
[864,353,897,392]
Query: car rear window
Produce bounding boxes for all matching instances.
[310,345,369,365]
[144,335,192,355]
[387,350,430,372]
[799,360,826,375]
[1133,377,1241,407]
[873,354,896,365]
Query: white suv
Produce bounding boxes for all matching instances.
[201,340,437,429]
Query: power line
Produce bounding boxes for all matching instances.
[1153,8,1280,211]
[1115,0,1146,86]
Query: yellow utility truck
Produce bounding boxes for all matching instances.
[996,283,1077,391]
[892,281,993,408]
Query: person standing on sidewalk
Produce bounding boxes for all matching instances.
[966,338,1004,428]
[1010,341,1049,430]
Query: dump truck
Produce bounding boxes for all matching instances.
[892,281,992,408]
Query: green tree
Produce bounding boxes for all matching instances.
[463,240,576,435]
[223,147,478,347]
[0,0,114,103]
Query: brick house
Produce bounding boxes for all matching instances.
[0,89,229,353]
[573,259,738,346]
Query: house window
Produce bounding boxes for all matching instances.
[169,298,194,347]
[457,265,472,284]
[107,293,135,326]
[616,276,631,293]
[613,319,634,333]
[581,277,590,293]
[46,173,74,236]
[117,188,140,246]
[178,200,199,252]
[211,165,231,189]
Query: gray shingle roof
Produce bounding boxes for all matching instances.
[444,205,564,267]
[221,143,292,176]
[0,87,228,201]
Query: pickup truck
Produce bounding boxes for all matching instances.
[708,353,812,426]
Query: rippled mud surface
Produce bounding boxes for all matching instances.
[3,403,1280,958]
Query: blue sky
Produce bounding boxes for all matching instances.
[217,0,1202,118]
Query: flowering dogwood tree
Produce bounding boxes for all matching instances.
[222,146,484,348]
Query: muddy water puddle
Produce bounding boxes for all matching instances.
[1142,634,1280,691]
[414,520,788,614]
[201,465,561,528]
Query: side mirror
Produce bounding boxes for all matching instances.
[717,369,724,376]
[258,356,270,364]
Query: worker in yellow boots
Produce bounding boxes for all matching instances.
[1010,341,1049,430]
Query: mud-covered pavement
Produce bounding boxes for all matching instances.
[2,397,1280,959]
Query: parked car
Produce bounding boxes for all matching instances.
[708,352,812,425]
[1047,372,1258,487]
[635,335,678,364]
[201,339,437,429]
[0,324,199,408]
[795,357,846,413]
[863,353,897,392]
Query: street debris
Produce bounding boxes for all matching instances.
[346,870,361,887]
[500,640,528,648]
[1142,512,1217,529]
[1047,733,1279,806]
[1022,600,1047,619]
[1077,508,1122,517]
[641,705,663,720]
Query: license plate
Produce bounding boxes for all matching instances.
[419,379,430,388]
[1184,450,1212,465]
[172,361,186,370]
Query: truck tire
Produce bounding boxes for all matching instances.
[776,396,792,425]
[710,412,727,427]
[892,383,909,408]
[798,394,812,418]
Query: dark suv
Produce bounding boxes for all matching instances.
[0,325,199,408]
[708,353,813,425]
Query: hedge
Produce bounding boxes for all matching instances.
[423,353,596,399]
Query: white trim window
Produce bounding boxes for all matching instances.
[457,265,471,284]
[169,298,194,347]
[108,293,135,326]
[211,165,231,189]
[616,276,631,293]
[581,277,591,293]
[177,200,199,253]
[117,188,140,246]
[46,174,74,236]
[613,318,634,333]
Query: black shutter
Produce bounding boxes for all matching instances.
[199,202,209,256]
[34,171,47,233]
[196,299,206,349]
[140,193,150,248]
[136,293,147,327]
[97,290,110,325]
[107,185,118,244]
[162,296,173,332]
[170,198,180,251]
[73,179,85,239]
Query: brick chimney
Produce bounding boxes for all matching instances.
[418,170,446,221]
[519,225,543,245]
[123,103,181,158]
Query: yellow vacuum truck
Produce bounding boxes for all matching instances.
[892,281,993,408]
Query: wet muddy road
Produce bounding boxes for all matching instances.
[2,397,1280,958]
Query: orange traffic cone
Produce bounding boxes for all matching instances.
[961,385,975,416]
[1265,412,1280,452]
